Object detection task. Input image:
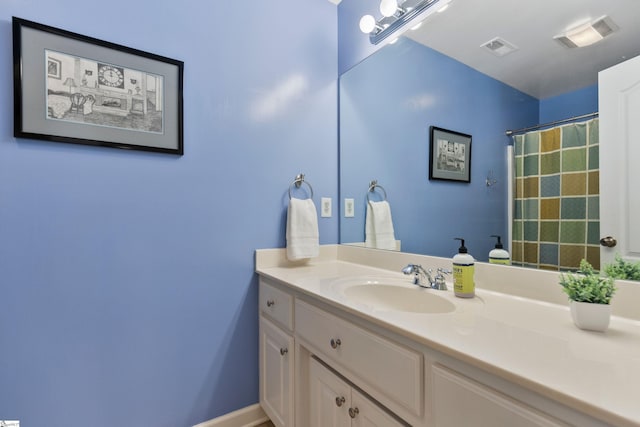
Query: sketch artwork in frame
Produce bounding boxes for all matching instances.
[429,126,472,183]
[13,17,184,155]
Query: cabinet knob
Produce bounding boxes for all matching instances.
[266,300,275,307]
[348,407,359,419]
[335,396,345,407]
[280,347,288,356]
[330,338,341,349]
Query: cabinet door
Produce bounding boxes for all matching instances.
[309,358,351,427]
[350,389,406,427]
[432,364,566,427]
[260,316,294,427]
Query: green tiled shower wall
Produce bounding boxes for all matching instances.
[512,119,600,271]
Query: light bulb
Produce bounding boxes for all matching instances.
[379,0,398,17]
[359,15,377,33]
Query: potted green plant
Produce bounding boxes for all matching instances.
[603,254,640,281]
[559,259,616,332]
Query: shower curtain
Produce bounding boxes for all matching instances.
[511,118,600,271]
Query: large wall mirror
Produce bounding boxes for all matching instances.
[339,0,640,272]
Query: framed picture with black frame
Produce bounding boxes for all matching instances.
[429,126,472,182]
[13,17,184,155]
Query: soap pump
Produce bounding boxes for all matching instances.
[452,238,475,298]
[489,235,511,265]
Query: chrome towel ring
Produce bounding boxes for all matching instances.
[289,173,314,200]
[367,180,387,202]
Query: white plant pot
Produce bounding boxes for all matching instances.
[570,300,612,332]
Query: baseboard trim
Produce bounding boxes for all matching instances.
[193,403,269,427]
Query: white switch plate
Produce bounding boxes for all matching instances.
[344,198,355,218]
[321,197,332,217]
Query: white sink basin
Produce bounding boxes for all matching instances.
[331,277,456,314]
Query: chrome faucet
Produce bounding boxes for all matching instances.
[402,264,450,290]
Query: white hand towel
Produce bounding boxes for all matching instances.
[286,198,320,261]
[365,200,396,250]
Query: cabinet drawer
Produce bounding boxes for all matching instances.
[260,279,293,330]
[432,364,567,427]
[296,299,423,418]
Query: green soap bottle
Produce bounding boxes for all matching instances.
[489,235,511,265]
[453,238,475,298]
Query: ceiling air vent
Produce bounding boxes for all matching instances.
[554,15,619,48]
[481,37,519,57]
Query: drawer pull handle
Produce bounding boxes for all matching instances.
[330,338,341,349]
[280,348,288,356]
[335,396,345,407]
[348,407,359,419]
[266,300,275,307]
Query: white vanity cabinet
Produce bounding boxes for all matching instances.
[258,274,619,427]
[309,357,405,427]
[431,364,567,427]
[259,279,294,427]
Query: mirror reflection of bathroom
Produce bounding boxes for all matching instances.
[339,0,640,274]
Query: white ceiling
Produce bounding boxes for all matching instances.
[339,0,640,99]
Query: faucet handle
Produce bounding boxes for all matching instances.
[432,268,450,291]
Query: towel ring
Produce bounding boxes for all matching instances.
[367,180,387,202]
[289,173,314,200]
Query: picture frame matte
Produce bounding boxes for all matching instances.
[429,126,472,182]
[12,17,184,155]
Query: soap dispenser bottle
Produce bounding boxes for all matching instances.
[453,238,475,298]
[489,235,511,265]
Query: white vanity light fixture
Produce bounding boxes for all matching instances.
[380,0,402,17]
[360,0,452,45]
[553,15,618,48]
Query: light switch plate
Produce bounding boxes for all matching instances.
[321,197,332,217]
[344,198,355,218]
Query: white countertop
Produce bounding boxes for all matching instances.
[256,248,640,427]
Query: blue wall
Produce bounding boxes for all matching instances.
[539,84,598,124]
[340,38,538,260]
[0,1,338,426]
